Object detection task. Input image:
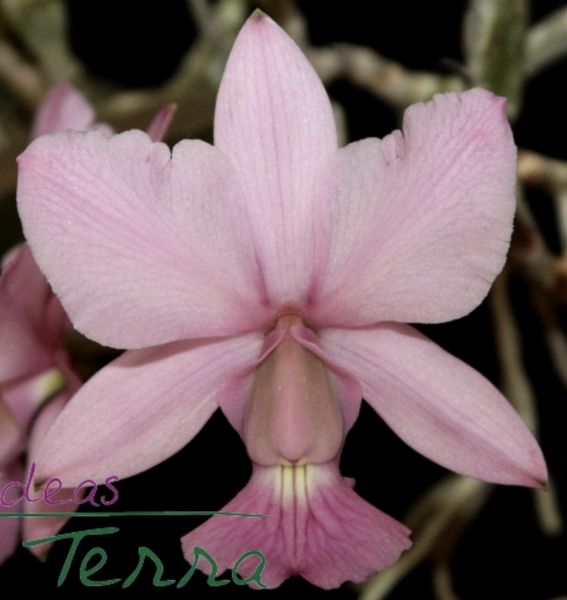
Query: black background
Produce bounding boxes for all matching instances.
[1,0,566,598]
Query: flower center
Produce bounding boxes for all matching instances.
[243,314,344,466]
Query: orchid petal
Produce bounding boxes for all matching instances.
[33,333,263,487]
[31,82,95,139]
[309,89,516,327]
[0,245,57,381]
[214,12,337,306]
[0,298,50,382]
[182,463,411,589]
[320,324,547,487]
[1,245,51,326]
[17,130,272,349]
[22,396,77,555]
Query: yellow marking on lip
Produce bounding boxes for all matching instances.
[274,463,325,506]
[34,367,67,405]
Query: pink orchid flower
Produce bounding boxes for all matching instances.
[0,242,81,564]
[0,82,174,565]
[16,13,546,589]
[0,82,98,564]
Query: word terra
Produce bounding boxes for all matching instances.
[24,527,267,589]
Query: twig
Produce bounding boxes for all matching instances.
[544,322,567,391]
[518,150,567,250]
[491,269,538,427]
[490,269,563,536]
[309,44,464,110]
[518,150,567,193]
[0,38,47,109]
[432,561,460,600]
[463,0,527,119]
[404,475,461,528]
[186,0,222,47]
[0,0,82,82]
[510,193,558,292]
[332,101,348,146]
[527,5,567,77]
[533,480,564,537]
[358,477,489,600]
[557,190,567,253]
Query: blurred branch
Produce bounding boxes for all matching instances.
[186,0,233,51]
[0,0,81,82]
[534,480,564,537]
[432,561,460,600]
[186,0,215,38]
[359,477,490,600]
[491,269,538,428]
[519,150,567,194]
[331,100,348,146]
[517,151,567,308]
[511,194,558,291]
[518,150,567,252]
[527,5,567,77]
[310,44,464,110]
[0,37,47,109]
[463,0,527,119]
[491,269,563,537]
[544,319,567,390]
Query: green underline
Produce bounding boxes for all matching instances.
[0,511,266,519]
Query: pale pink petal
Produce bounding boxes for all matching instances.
[0,246,55,381]
[17,130,272,349]
[31,82,95,139]
[214,11,337,306]
[146,104,176,142]
[0,464,24,565]
[23,396,77,555]
[320,325,547,487]
[4,244,69,341]
[0,297,51,381]
[181,462,411,589]
[1,245,52,326]
[308,89,517,327]
[33,333,263,487]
